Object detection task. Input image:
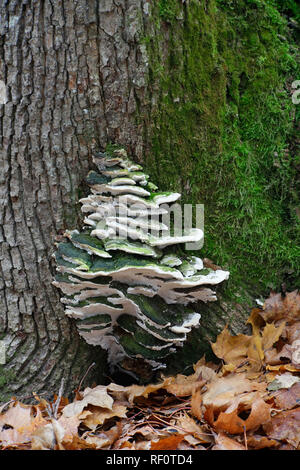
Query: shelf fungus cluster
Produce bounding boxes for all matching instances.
[53,149,229,377]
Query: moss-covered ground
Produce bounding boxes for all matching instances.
[140,0,299,303]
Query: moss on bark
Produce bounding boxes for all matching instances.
[140,0,299,303]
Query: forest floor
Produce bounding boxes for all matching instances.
[0,290,299,451]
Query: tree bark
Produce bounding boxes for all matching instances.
[0,0,250,399]
[0,0,151,400]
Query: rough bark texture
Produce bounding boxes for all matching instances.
[0,0,253,399]
[0,0,151,400]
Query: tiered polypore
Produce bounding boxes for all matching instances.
[53,149,229,374]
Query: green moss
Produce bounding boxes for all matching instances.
[141,0,299,300]
[0,366,17,402]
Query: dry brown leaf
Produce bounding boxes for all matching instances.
[176,413,213,444]
[62,385,114,418]
[57,414,82,443]
[118,423,160,444]
[211,326,252,366]
[62,435,97,450]
[262,290,300,324]
[31,423,58,450]
[82,403,127,430]
[151,434,185,450]
[0,403,47,447]
[263,407,300,448]
[247,311,285,367]
[246,434,280,449]
[82,424,121,450]
[31,420,65,450]
[272,382,300,410]
[211,397,271,434]
[266,341,300,369]
[202,373,266,411]
[193,361,218,382]
[266,363,300,373]
[191,389,202,421]
[165,374,205,397]
[212,432,246,450]
[268,372,300,391]
[284,322,300,344]
[113,378,173,404]
[261,322,286,351]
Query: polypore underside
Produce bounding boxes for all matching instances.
[53,148,229,379]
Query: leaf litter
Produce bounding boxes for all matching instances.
[0,290,299,451]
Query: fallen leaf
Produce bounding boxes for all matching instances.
[262,290,300,324]
[191,389,202,421]
[246,434,279,449]
[31,420,65,450]
[261,322,286,351]
[0,403,47,446]
[165,374,205,397]
[272,383,300,411]
[57,414,81,443]
[62,385,114,417]
[176,412,213,444]
[211,326,252,366]
[151,434,185,450]
[266,364,300,373]
[263,407,300,448]
[202,373,266,411]
[211,397,271,434]
[82,403,127,430]
[193,362,218,383]
[212,432,246,450]
[267,372,300,391]
[62,435,97,450]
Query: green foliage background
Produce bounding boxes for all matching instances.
[140,0,300,302]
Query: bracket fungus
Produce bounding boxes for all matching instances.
[53,148,229,379]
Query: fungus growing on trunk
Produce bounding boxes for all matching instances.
[53,149,229,379]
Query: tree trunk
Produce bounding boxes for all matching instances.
[0,0,151,400]
[0,0,253,399]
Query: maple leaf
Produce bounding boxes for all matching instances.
[211,326,252,367]
[0,403,47,447]
[209,397,271,435]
